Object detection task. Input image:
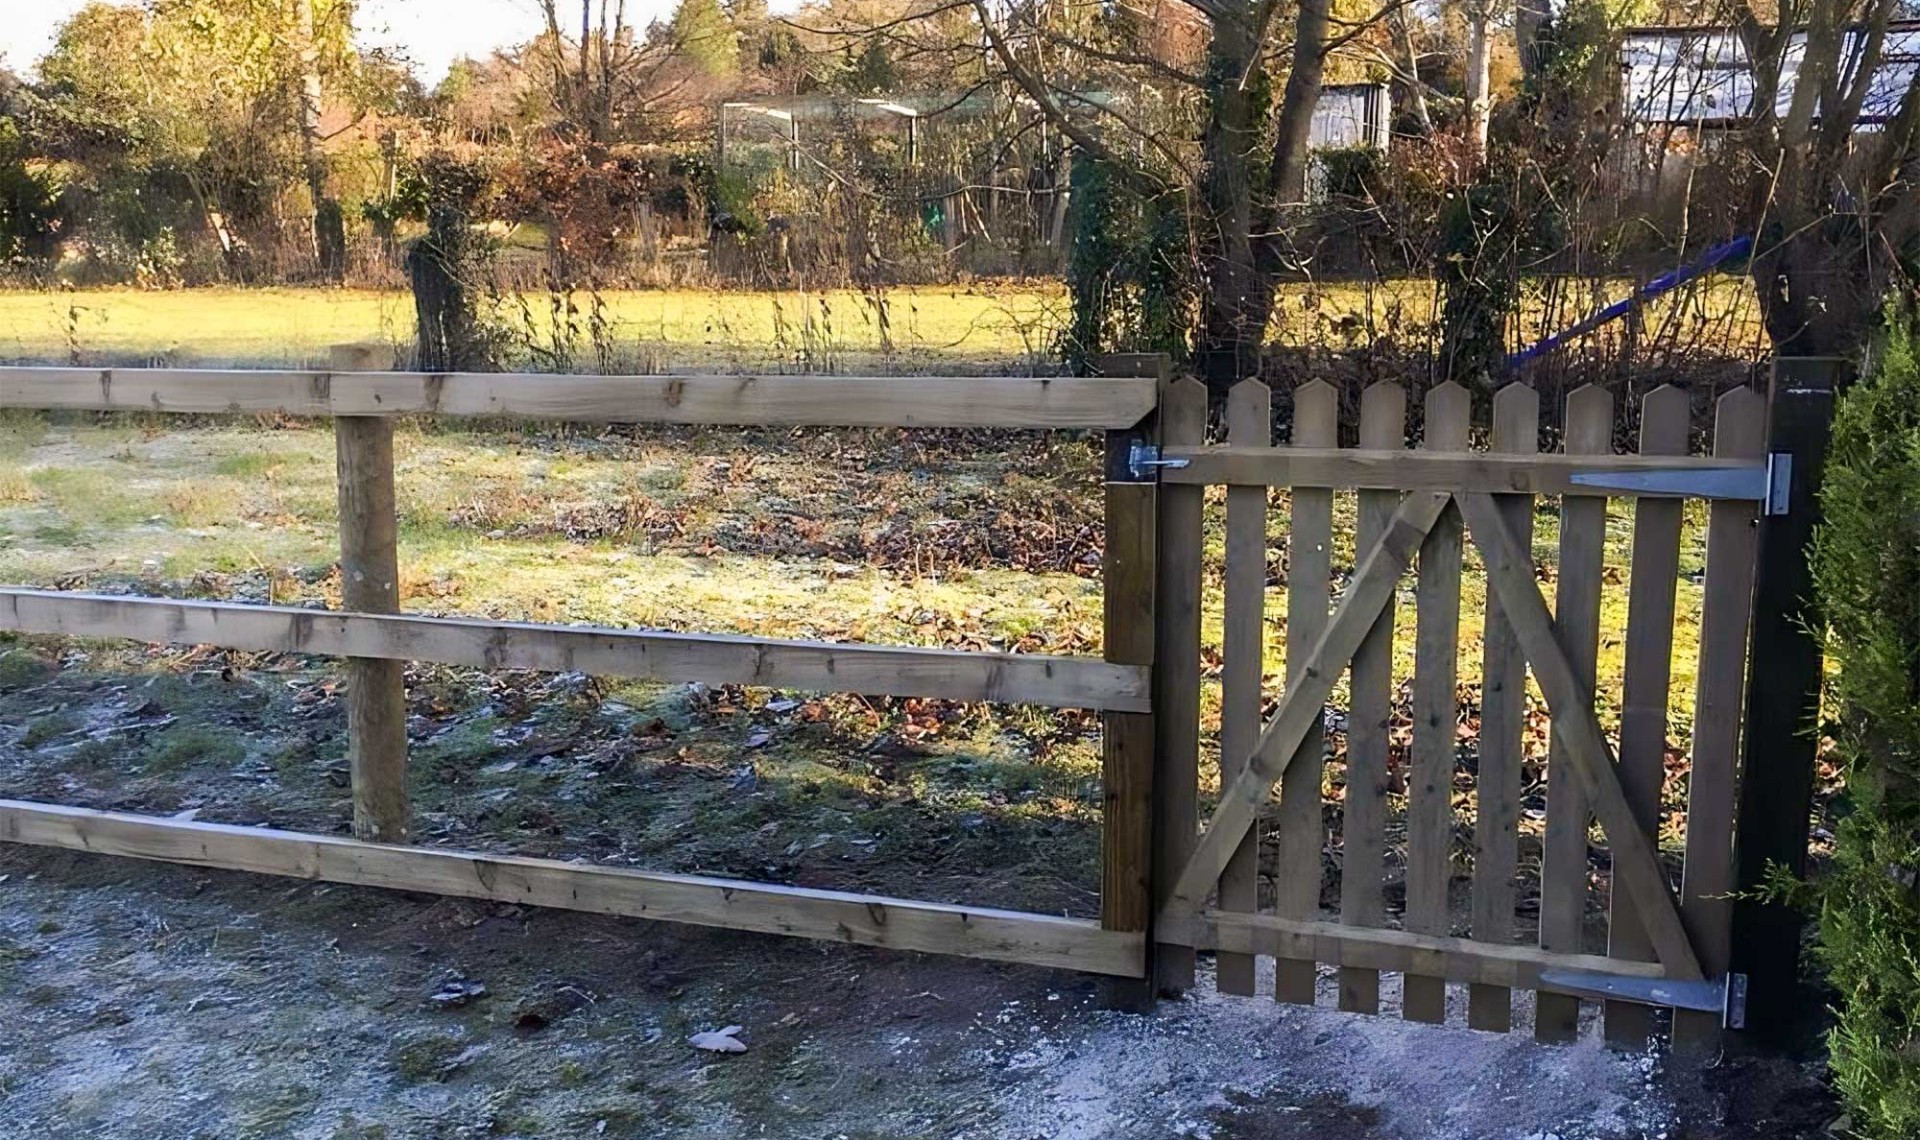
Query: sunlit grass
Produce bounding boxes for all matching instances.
[0,276,1766,369]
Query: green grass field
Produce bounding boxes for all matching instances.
[0,278,1767,370]
[0,286,1071,370]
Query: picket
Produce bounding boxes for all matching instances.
[1606,385,1692,1046]
[1218,378,1273,996]
[1338,381,1406,1016]
[1404,382,1472,1024]
[1536,385,1615,1043]
[1467,382,1539,1033]
[1275,379,1337,1004]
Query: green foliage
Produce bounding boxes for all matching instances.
[0,116,60,263]
[32,0,366,281]
[841,39,898,95]
[1437,179,1524,390]
[1064,154,1194,370]
[671,0,739,78]
[1316,146,1383,201]
[1812,302,1920,1140]
[704,163,765,238]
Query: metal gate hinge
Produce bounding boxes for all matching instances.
[1567,464,1768,501]
[1765,452,1793,516]
[1537,968,1749,1029]
[1128,443,1190,480]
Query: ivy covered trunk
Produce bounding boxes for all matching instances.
[407,204,487,373]
[1811,305,1920,1139]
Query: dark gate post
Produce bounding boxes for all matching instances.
[1731,356,1843,1049]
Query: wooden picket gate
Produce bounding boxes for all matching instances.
[0,353,1786,1048]
[1143,373,1769,1049]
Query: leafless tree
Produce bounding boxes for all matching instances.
[1731,0,1920,352]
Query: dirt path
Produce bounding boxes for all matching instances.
[0,847,1829,1139]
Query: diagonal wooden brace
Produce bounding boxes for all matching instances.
[1456,491,1704,981]
[1159,491,1451,924]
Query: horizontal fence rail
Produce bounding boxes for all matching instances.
[1157,908,1667,991]
[0,590,1151,712]
[0,800,1144,976]
[0,351,1169,988]
[1164,447,1769,499]
[0,368,1160,429]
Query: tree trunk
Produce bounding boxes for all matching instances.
[1271,0,1333,205]
[297,0,345,282]
[408,207,485,373]
[1196,10,1269,394]
[1190,0,1334,398]
[1515,0,1549,80]
[1465,0,1493,160]
[1394,5,1432,132]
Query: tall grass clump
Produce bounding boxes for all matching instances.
[1811,302,1920,1138]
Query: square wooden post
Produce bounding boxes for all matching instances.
[1731,357,1842,1049]
[332,343,410,843]
[1094,353,1166,1009]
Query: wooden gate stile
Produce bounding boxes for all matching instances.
[1468,381,1538,1033]
[1152,379,1767,1045]
[1275,381,1336,1005]
[1154,373,1209,993]
[1216,378,1270,997]
[1341,381,1407,1015]
[1675,387,1766,1048]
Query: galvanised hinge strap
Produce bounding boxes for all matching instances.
[1764,452,1793,515]
[1566,464,1768,502]
[1536,968,1749,1029]
[1127,442,1191,481]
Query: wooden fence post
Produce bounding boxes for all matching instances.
[1731,357,1842,1049]
[1153,369,1207,996]
[331,343,410,843]
[1094,353,1165,1009]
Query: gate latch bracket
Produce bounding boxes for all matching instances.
[1127,443,1190,481]
[1537,968,1749,1029]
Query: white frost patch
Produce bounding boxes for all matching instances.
[986,962,1682,1140]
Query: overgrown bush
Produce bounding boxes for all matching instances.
[1811,303,1920,1139]
[1062,153,1195,371]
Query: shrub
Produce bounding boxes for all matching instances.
[1811,302,1920,1139]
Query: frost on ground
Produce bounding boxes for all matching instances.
[0,848,1830,1140]
[982,971,1675,1140]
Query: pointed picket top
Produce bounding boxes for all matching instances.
[1293,379,1337,446]
[1359,381,1407,450]
[1491,383,1540,454]
[1424,381,1472,451]
[1639,384,1691,456]
[1162,374,1208,445]
[1713,386,1767,459]
[1227,378,1272,446]
[1565,384,1615,456]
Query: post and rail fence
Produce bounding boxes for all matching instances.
[0,350,1832,1052]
